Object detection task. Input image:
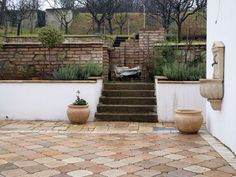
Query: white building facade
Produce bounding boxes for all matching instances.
[207,0,236,153]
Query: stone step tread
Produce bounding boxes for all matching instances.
[103,90,155,92]
[96,112,157,116]
[100,96,156,99]
[98,104,156,107]
[104,83,154,85]
[100,97,156,105]
[95,113,158,123]
[102,90,155,97]
[97,104,156,113]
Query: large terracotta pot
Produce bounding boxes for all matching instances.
[175,109,203,134]
[67,105,90,124]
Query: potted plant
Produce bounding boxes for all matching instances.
[67,91,90,124]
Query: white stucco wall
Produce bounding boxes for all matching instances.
[207,0,236,153]
[156,80,206,122]
[0,80,103,122]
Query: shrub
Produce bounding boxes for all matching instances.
[38,26,64,49]
[162,62,206,81]
[18,65,35,80]
[52,65,81,80]
[153,44,177,76]
[82,61,103,78]
[52,62,103,80]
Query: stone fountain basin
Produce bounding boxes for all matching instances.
[200,79,224,100]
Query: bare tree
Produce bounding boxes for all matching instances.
[170,0,206,42]
[105,0,121,35]
[80,0,109,33]
[8,0,34,36]
[114,12,128,35]
[147,0,173,33]
[46,0,78,34]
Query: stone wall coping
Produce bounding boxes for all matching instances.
[0,80,99,84]
[5,35,103,39]
[155,76,200,84]
[2,42,104,46]
[157,80,200,84]
[155,42,206,47]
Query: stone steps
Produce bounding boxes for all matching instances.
[95,83,158,122]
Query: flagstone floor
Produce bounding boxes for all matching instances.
[0,120,235,177]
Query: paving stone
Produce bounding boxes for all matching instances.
[198,161,224,169]
[67,170,93,177]
[135,169,161,177]
[120,165,144,173]
[105,160,128,168]
[14,160,38,167]
[150,164,177,173]
[23,164,48,173]
[181,157,205,164]
[101,169,127,177]
[95,151,116,157]
[44,161,67,168]
[184,165,210,173]
[149,150,170,157]
[51,175,71,177]
[0,159,8,165]
[34,157,56,164]
[193,154,216,161]
[204,170,233,177]
[167,160,191,169]
[55,164,79,173]
[120,157,143,164]
[168,169,196,177]
[63,157,85,164]
[1,169,27,177]
[33,169,60,177]
[217,165,236,174]
[91,157,114,164]
[150,157,173,165]
[165,154,186,160]
[86,164,110,173]
[0,163,18,171]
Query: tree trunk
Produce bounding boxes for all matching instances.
[17,21,22,36]
[65,23,69,34]
[0,0,7,26]
[177,23,182,43]
[97,22,101,33]
[119,25,123,35]
[108,19,113,35]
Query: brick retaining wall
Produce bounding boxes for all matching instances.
[0,42,105,78]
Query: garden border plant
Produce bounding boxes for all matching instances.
[52,61,103,80]
[153,41,206,81]
[38,26,64,79]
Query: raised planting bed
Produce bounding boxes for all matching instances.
[155,76,206,122]
[0,78,103,122]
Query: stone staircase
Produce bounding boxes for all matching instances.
[95,83,158,122]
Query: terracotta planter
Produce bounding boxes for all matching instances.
[31,76,41,80]
[175,109,203,134]
[67,105,90,124]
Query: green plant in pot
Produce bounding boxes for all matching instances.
[67,91,90,124]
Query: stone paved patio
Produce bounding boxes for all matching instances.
[0,120,235,177]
